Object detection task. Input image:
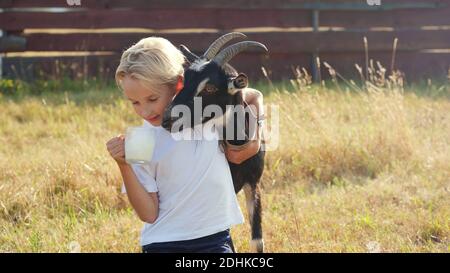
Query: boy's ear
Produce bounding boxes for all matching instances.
[228,73,248,95]
[175,75,184,95]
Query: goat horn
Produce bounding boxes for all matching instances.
[203,32,247,60]
[213,41,268,67]
[180,44,200,63]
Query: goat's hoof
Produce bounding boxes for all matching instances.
[250,239,264,253]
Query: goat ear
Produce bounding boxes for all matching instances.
[234,73,249,89]
[228,73,248,95]
[180,44,199,63]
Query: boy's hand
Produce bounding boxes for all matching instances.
[225,88,264,164]
[225,139,261,164]
[106,134,127,166]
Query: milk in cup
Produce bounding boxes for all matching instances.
[125,126,156,165]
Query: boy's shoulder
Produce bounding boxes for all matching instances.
[241,87,262,93]
[241,87,263,99]
[240,88,263,111]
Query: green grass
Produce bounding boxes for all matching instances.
[0,75,449,252]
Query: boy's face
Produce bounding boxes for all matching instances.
[122,75,176,127]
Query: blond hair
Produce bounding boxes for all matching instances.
[115,37,185,91]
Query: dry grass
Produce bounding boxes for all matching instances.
[0,69,449,252]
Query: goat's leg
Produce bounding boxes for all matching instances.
[243,183,264,253]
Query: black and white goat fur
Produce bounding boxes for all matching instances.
[161,32,268,253]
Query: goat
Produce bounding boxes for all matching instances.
[161,32,268,253]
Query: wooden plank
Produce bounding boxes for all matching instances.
[0,9,312,31]
[317,51,450,81]
[1,6,448,31]
[0,35,26,51]
[229,52,311,81]
[0,0,446,10]
[241,30,450,53]
[320,6,450,28]
[3,51,449,81]
[231,51,450,81]
[1,54,119,80]
[9,30,450,53]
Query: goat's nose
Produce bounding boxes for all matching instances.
[161,118,172,131]
[161,107,174,130]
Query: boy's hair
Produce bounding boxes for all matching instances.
[115,37,185,91]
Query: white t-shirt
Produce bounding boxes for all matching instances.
[122,121,244,246]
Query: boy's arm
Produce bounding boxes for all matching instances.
[225,88,264,164]
[118,163,159,223]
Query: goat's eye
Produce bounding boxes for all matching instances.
[204,84,218,93]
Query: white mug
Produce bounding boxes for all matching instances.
[125,126,156,165]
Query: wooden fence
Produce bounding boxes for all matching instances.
[0,0,449,81]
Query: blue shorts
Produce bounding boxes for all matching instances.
[142,229,235,253]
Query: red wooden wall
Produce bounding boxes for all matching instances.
[0,0,449,81]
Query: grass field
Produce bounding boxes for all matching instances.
[0,73,449,252]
